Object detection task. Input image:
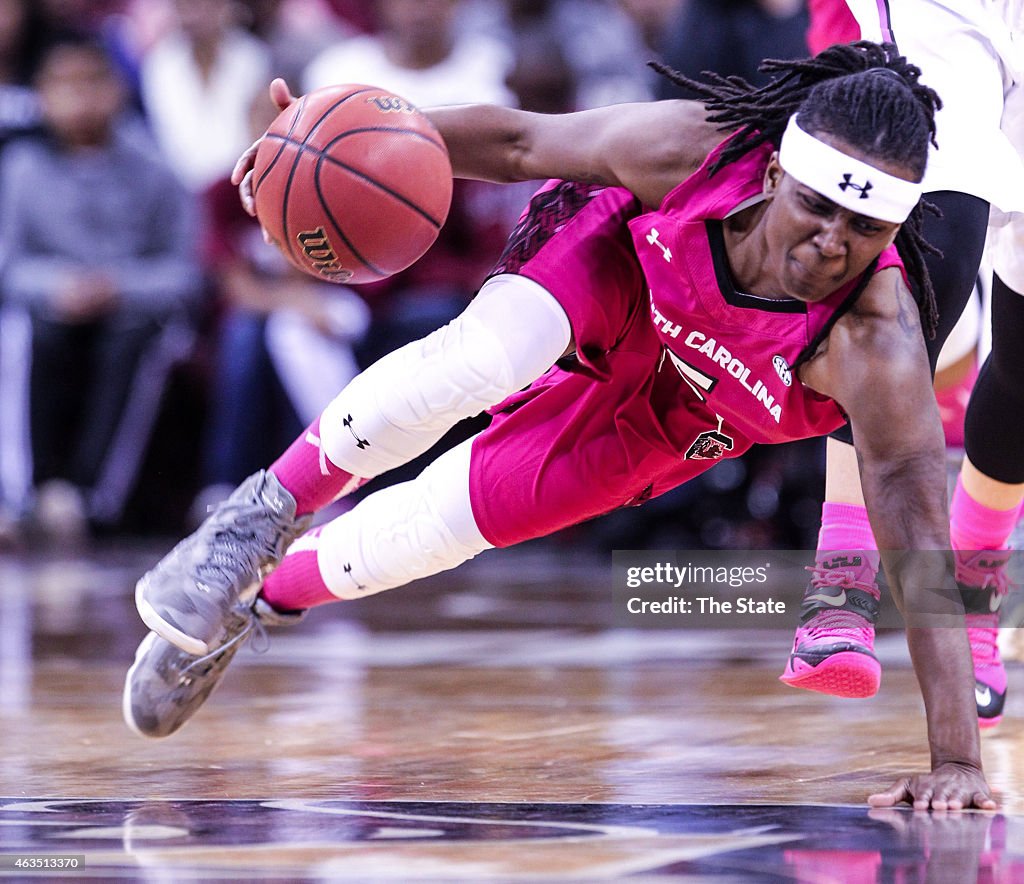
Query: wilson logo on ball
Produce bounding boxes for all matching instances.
[253,84,452,284]
[366,95,416,114]
[296,227,353,282]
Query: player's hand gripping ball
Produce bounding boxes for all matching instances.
[251,84,453,284]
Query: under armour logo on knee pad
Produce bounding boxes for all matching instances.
[342,562,367,591]
[343,414,370,450]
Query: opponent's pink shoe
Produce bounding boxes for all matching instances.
[780,555,882,698]
[956,550,1011,730]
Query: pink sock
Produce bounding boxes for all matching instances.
[950,476,1021,552]
[935,359,977,448]
[270,417,367,516]
[817,501,881,575]
[261,527,338,611]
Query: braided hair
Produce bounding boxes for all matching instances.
[652,41,943,337]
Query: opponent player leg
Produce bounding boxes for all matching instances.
[134,273,572,655]
[955,237,1024,727]
[780,191,990,697]
[942,64,1024,726]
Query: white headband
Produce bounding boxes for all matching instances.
[777,115,923,223]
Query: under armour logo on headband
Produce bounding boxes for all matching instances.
[778,115,922,222]
[838,174,873,198]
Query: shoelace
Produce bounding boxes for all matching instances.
[968,620,1000,667]
[806,565,877,593]
[802,565,878,643]
[956,551,1014,668]
[956,551,1014,595]
[194,521,276,593]
[803,608,873,643]
[182,613,270,676]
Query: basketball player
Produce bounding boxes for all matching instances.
[125,42,994,809]
[776,0,1024,730]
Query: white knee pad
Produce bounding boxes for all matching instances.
[319,274,570,478]
[317,438,492,599]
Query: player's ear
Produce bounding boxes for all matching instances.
[764,152,784,198]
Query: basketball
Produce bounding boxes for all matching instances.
[251,84,453,285]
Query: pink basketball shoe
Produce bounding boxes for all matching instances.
[780,554,882,698]
[956,549,1011,729]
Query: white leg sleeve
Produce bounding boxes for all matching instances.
[319,274,571,478]
[317,437,491,599]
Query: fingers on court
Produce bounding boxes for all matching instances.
[913,792,934,810]
[929,786,959,811]
[868,779,909,807]
[973,792,998,810]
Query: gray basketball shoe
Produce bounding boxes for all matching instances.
[123,599,303,739]
[135,470,312,655]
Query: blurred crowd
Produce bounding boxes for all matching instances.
[0,0,824,552]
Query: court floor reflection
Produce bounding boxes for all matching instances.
[0,799,1019,881]
[0,545,1020,879]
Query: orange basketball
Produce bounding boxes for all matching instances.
[252,84,453,285]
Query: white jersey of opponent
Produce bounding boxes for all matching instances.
[846,0,1024,218]
[984,0,1023,31]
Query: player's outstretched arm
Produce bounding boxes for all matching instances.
[231,78,723,214]
[799,269,995,810]
[424,99,720,208]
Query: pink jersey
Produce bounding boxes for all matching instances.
[629,140,903,447]
[468,138,906,548]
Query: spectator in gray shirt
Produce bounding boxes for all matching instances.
[0,34,202,542]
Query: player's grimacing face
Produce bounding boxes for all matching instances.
[761,133,914,302]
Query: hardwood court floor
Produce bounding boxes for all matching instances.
[0,543,1022,880]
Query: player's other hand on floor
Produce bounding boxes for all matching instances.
[868,762,997,811]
